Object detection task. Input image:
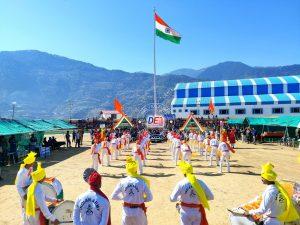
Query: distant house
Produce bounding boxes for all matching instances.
[171,75,300,118]
[99,110,122,120]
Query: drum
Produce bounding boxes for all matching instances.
[42,177,64,200]
[48,200,74,225]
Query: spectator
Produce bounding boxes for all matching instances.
[72,130,76,143]
[43,137,48,147]
[0,136,4,180]
[252,128,257,144]
[65,131,71,148]
[8,135,18,164]
[75,131,81,148]
[29,134,37,152]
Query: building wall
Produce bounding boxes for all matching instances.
[172,104,300,118]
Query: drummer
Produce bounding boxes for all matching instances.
[73,169,111,225]
[15,151,36,225]
[26,163,60,225]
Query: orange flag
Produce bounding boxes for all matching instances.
[114,98,124,115]
[208,98,215,114]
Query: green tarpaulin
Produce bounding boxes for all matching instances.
[243,116,300,128]
[0,120,34,135]
[0,119,76,136]
[227,118,244,125]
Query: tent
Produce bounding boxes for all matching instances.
[113,115,134,129]
[227,118,244,125]
[180,114,205,132]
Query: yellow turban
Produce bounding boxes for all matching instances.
[26,162,46,217]
[178,161,210,209]
[261,162,277,182]
[20,152,37,168]
[125,157,150,188]
[260,163,300,222]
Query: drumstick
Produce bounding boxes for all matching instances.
[227,209,247,217]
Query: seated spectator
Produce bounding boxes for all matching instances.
[8,135,18,164]
[29,134,38,152]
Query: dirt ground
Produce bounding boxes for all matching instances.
[0,134,299,225]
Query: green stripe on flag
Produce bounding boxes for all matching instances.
[156,29,181,44]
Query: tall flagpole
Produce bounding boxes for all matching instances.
[153,7,157,116]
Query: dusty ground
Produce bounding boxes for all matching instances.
[0,134,299,225]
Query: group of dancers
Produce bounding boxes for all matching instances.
[14,128,300,225]
[167,129,236,173]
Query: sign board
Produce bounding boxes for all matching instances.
[164,114,176,120]
[146,115,165,128]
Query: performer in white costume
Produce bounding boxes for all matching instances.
[111,157,153,225]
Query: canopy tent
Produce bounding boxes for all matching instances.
[0,119,76,136]
[180,114,205,132]
[113,115,134,129]
[243,117,278,127]
[227,118,244,125]
[0,120,34,136]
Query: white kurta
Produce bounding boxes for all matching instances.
[111,176,153,225]
[181,143,192,164]
[26,183,57,225]
[170,178,214,225]
[249,185,285,225]
[209,138,219,166]
[16,167,32,225]
[73,190,110,225]
[218,142,230,173]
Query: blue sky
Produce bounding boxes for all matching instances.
[0,0,299,74]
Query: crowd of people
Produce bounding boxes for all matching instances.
[14,125,300,225]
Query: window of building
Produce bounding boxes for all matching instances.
[235,109,246,115]
[219,109,229,115]
[173,109,176,113]
[272,84,283,94]
[228,86,239,96]
[242,85,253,95]
[214,87,225,96]
[188,88,198,97]
[178,109,182,113]
[203,109,210,115]
[185,109,189,112]
[288,83,300,93]
[201,88,211,97]
[252,108,263,114]
[257,85,268,95]
[190,110,197,115]
[272,108,283,114]
[290,107,300,113]
[176,89,185,98]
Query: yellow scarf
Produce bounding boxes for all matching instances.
[179,161,210,210]
[26,163,46,217]
[261,163,299,222]
[275,181,300,222]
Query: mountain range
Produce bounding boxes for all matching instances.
[0,50,299,119]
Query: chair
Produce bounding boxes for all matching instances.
[39,147,51,158]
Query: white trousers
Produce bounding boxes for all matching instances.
[101,149,110,166]
[174,147,181,165]
[204,146,210,160]
[198,142,204,155]
[219,152,230,173]
[122,211,147,225]
[21,201,30,225]
[134,154,144,174]
[180,213,201,225]
[92,154,100,171]
[171,144,175,160]
[27,210,42,225]
[111,145,118,159]
[209,146,218,166]
[182,151,192,164]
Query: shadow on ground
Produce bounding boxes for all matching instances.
[0,147,88,186]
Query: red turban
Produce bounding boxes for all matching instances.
[88,171,111,225]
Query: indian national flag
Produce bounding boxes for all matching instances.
[155,13,181,44]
